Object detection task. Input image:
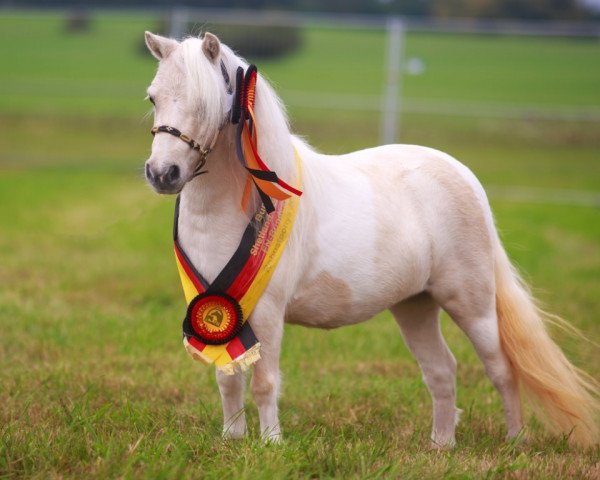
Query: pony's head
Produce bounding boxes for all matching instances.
[143,31,233,194]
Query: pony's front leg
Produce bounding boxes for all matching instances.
[250,303,284,442]
[216,369,247,439]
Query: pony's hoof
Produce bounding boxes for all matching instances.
[505,429,528,449]
[430,437,456,450]
[262,433,283,445]
[222,427,247,440]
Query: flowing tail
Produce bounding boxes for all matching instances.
[495,238,600,446]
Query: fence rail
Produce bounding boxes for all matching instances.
[282,91,600,122]
[1,7,598,142]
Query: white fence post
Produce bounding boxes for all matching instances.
[381,16,404,145]
[169,8,187,40]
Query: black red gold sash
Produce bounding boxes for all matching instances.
[175,152,302,374]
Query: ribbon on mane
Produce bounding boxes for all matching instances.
[231,65,302,214]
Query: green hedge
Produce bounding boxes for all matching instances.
[150,17,303,60]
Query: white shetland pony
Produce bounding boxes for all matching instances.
[143,31,599,447]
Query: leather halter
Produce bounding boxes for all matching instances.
[150,125,207,153]
[149,59,233,177]
[150,125,210,176]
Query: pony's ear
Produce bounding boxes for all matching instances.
[202,32,221,64]
[145,31,178,60]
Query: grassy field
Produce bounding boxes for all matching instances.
[1,11,599,479]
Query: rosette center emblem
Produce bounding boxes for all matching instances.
[184,292,243,345]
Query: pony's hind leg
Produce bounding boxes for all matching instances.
[216,370,247,439]
[391,292,460,448]
[455,309,523,440]
[434,284,523,440]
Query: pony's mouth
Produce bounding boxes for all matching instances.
[146,176,188,195]
[150,183,184,195]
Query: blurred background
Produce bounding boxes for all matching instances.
[1,1,599,477]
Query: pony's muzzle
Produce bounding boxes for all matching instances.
[145,161,181,193]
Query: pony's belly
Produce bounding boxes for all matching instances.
[284,269,418,329]
[284,271,356,328]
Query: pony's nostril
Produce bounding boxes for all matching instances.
[145,162,180,190]
[145,163,154,181]
[167,165,180,182]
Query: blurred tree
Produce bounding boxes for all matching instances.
[64,8,92,32]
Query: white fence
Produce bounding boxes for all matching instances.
[165,8,600,143]
[2,6,598,144]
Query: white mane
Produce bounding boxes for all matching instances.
[178,36,296,183]
[177,37,227,137]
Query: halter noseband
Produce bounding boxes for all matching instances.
[150,125,207,153]
[150,125,210,175]
[149,59,233,177]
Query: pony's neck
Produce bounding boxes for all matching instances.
[180,124,244,218]
[181,71,295,220]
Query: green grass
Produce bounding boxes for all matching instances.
[1,11,599,479]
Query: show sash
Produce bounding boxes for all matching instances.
[174,152,302,375]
